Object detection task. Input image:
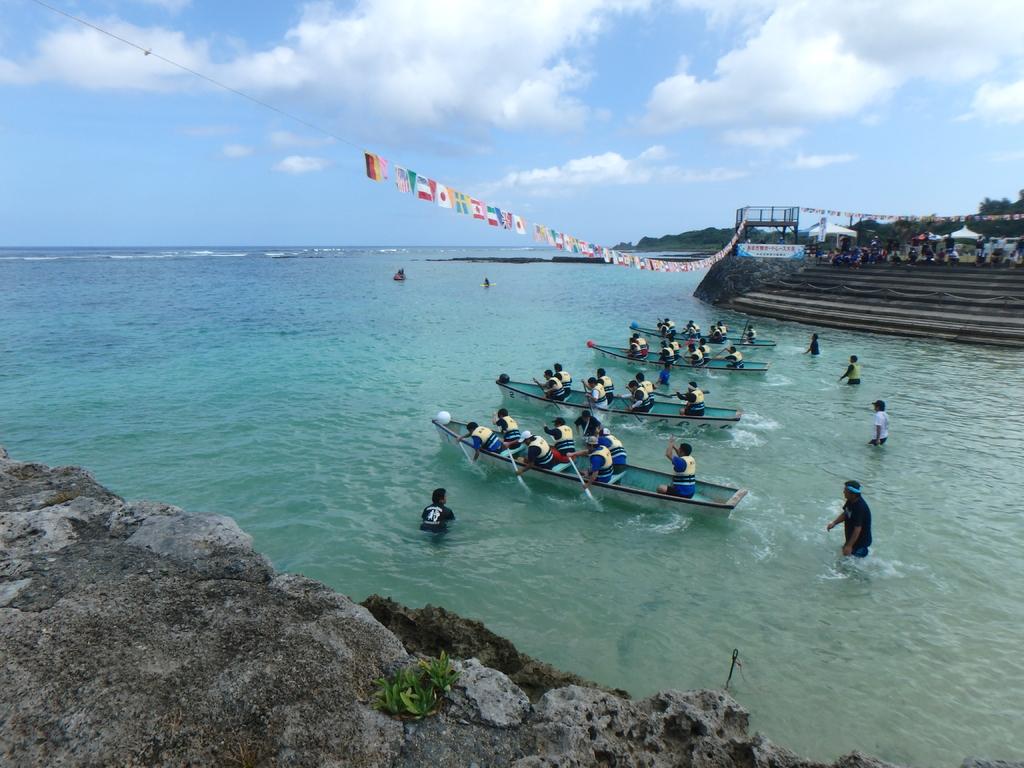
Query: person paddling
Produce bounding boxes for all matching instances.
[574,409,603,438]
[553,362,572,389]
[460,422,503,461]
[483,277,490,288]
[839,355,861,385]
[493,408,523,450]
[543,417,576,458]
[516,432,561,475]
[568,436,615,489]
[596,368,615,402]
[597,427,628,476]
[420,488,455,533]
[625,380,654,413]
[656,439,696,498]
[677,381,705,416]
[826,481,873,557]
[585,376,609,411]
[723,345,745,369]
[537,369,569,401]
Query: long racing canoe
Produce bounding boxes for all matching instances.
[434,416,747,516]
[588,341,770,373]
[496,376,741,428]
[629,322,776,348]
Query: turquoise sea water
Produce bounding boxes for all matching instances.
[2,246,1022,766]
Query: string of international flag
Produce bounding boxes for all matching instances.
[365,151,743,273]
[801,206,1024,223]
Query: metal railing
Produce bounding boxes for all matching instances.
[737,206,800,227]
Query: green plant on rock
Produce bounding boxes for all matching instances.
[419,650,459,692]
[373,653,460,719]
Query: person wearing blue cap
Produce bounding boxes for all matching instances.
[826,481,872,557]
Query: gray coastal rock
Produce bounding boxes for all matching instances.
[0,447,981,767]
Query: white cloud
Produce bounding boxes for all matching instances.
[273,155,330,174]
[222,143,253,158]
[971,78,1024,124]
[491,145,745,194]
[6,1,650,134]
[269,130,334,148]
[721,127,804,148]
[643,0,1024,133]
[791,152,856,170]
[26,20,210,91]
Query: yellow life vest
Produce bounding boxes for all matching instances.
[687,323,700,333]
[603,434,623,451]
[640,380,655,395]
[690,388,705,405]
[591,446,613,471]
[672,455,696,488]
[590,382,606,401]
[528,436,553,462]
[554,424,573,442]
[636,336,648,348]
[849,362,861,379]
[746,328,756,339]
[726,349,744,362]
[546,376,562,391]
[494,415,519,431]
[690,349,704,362]
[666,321,675,330]
[670,341,681,352]
[699,344,712,356]
[598,375,613,391]
[557,371,572,385]
[471,426,495,443]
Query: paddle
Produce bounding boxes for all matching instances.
[503,448,529,490]
[567,456,596,502]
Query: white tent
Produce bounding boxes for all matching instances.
[949,225,982,240]
[807,222,857,237]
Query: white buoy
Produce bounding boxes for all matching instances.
[435,410,451,425]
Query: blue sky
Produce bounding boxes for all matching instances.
[1,0,1023,246]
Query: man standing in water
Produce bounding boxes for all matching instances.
[421,488,455,533]
[869,400,889,446]
[839,355,861,385]
[827,481,872,557]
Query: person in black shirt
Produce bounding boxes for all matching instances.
[421,488,454,533]
[804,333,820,356]
[826,480,872,557]
[573,410,603,438]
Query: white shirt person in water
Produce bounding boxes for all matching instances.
[869,400,889,446]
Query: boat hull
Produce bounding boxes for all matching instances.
[496,379,740,429]
[434,418,746,516]
[588,343,770,373]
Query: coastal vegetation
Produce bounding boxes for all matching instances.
[373,652,460,718]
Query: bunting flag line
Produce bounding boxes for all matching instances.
[364,147,754,277]
[364,151,388,182]
[800,206,1024,223]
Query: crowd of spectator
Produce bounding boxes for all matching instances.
[810,233,1023,268]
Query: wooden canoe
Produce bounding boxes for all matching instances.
[588,341,770,373]
[496,377,740,428]
[434,417,747,516]
[629,323,776,347]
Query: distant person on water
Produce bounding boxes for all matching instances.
[805,333,820,355]
[839,355,861,385]
[656,439,696,498]
[483,277,490,287]
[421,488,454,533]
[869,400,889,446]
[461,422,503,460]
[827,481,873,557]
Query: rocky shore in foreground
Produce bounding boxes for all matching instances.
[0,446,1009,767]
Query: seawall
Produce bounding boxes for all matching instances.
[695,254,1024,346]
[0,446,1011,767]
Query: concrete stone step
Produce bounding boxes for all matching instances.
[800,264,1024,283]
[795,269,1024,288]
[742,291,1024,329]
[729,294,1024,346]
[759,287,1024,317]
[767,279,1024,302]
